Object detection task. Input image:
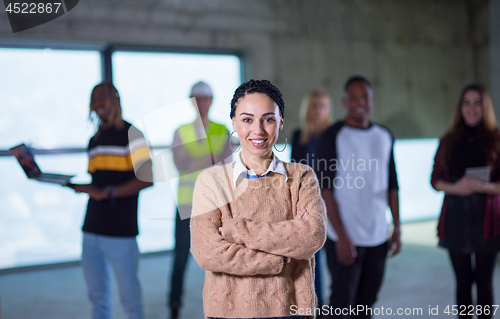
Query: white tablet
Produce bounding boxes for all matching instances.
[465,166,491,183]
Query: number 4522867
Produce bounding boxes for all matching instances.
[6,3,62,14]
[444,305,499,316]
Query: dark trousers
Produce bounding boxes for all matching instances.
[448,251,498,319]
[168,209,191,309]
[324,239,388,319]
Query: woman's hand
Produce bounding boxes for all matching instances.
[219,225,226,238]
[472,181,500,195]
[435,176,483,196]
[295,209,308,219]
[453,175,482,196]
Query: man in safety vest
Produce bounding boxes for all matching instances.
[168,81,232,319]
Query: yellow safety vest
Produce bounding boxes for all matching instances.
[176,121,228,205]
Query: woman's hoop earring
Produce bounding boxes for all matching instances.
[229,131,241,153]
[274,130,288,152]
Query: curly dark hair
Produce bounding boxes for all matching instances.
[230,79,285,119]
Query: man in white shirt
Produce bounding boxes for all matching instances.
[316,76,401,319]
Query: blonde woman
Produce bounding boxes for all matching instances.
[291,90,332,167]
[190,79,327,319]
[291,90,332,309]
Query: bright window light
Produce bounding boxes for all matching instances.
[0,48,101,149]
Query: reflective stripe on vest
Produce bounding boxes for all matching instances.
[176,121,228,205]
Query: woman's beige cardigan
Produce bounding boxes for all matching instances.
[190,162,327,318]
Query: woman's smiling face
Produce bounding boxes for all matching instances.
[232,92,283,162]
[461,89,483,127]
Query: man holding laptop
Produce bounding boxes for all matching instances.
[10,143,74,184]
[69,83,152,319]
[12,83,152,319]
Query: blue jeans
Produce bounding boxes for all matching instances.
[82,232,144,319]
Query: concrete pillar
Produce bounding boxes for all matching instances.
[490,0,500,115]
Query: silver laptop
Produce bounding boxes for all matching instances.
[9,143,74,185]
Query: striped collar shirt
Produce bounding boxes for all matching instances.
[232,152,288,187]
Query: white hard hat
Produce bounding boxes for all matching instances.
[190,81,213,97]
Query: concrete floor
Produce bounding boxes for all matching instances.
[1,220,500,319]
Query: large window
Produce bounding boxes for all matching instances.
[392,139,444,223]
[0,48,100,269]
[0,48,100,149]
[113,51,241,141]
[0,46,243,269]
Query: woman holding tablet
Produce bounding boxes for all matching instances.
[431,83,500,318]
[190,79,327,319]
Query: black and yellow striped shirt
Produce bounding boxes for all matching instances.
[82,121,150,237]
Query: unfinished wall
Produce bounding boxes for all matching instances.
[490,0,500,117]
[0,0,490,138]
